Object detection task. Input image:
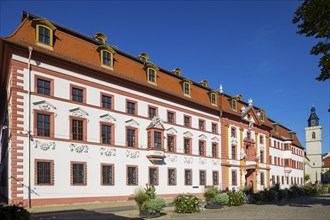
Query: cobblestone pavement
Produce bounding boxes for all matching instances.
[32,194,330,220]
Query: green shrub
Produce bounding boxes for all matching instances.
[134,189,150,208]
[270,183,280,192]
[278,189,289,200]
[253,192,263,202]
[213,193,229,206]
[204,187,219,202]
[173,194,201,213]
[144,198,166,214]
[145,185,156,199]
[0,204,30,220]
[227,191,247,206]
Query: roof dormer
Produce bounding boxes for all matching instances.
[181,78,192,97]
[139,52,149,63]
[144,63,159,84]
[94,32,107,44]
[97,44,116,68]
[32,18,57,47]
[172,68,182,76]
[208,90,218,105]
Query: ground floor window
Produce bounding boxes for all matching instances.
[168,168,176,185]
[212,171,219,185]
[36,160,53,185]
[199,170,206,185]
[101,164,114,185]
[127,166,138,185]
[149,167,158,185]
[185,169,192,185]
[71,162,86,185]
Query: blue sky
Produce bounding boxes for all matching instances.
[1,0,329,154]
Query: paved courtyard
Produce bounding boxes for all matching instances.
[32,194,330,220]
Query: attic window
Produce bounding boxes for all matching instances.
[182,79,192,96]
[272,123,278,133]
[97,45,116,68]
[209,90,217,105]
[33,18,57,47]
[259,110,264,121]
[145,63,159,84]
[230,99,237,111]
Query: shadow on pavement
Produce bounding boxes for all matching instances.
[32,209,143,220]
[255,194,330,208]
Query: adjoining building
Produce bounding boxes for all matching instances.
[0,11,304,207]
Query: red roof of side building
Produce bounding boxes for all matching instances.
[323,156,330,168]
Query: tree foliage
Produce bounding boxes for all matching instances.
[292,0,330,81]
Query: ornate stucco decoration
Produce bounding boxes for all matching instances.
[69,107,89,118]
[184,156,193,164]
[248,121,254,131]
[166,127,178,135]
[125,119,139,127]
[165,154,177,163]
[212,136,220,143]
[146,116,165,130]
[231,138,238,144]
[33,140,56,151]
[199,158,207,165]
[33,100,57,112]
[100,113,116,123]
[125,150,139,158]
[256,152,260,160]
[183,131,193,138]
[69,144,89,153]
[242,169,247,185]
[198,134,207,140]
[99,147,116,156]
[259,144,265,151]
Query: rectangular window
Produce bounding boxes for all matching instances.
[269,156,272,164]
[127,166,138,185]
[72,87,84,103]
[199,141,205,156]
[285,159,289,166]
[284,143,289,150]
[149,167,158,185]
[38,26,50,45]
[277,176,280,184]
[167,111,175,123]
[230,99,237,111]
[101,124,112,144]
[184,116,191,127]
[167,135,175,152]
[232,170,237,186]
[231,145,236,160]
[37,78,51,95]
[231,127,236,138]
[168,168,176,185]
[148,131,151,148]
[260,172,264,186]
[210,93,216,104]
[212,123,217,133]
[184,169,192,185]
[148,106,157,119]
[282,176,284,185]
[72,162,86,185]
[259,135,264,144]
[127,128,136,147]
[184,138,191,154]
[102,164,114,185]
[212,171,219,186]
[101,95,112,109]
[72,119,84,141]
[36,160,53,185]
[154,131,162,148]
[272,175,275,184]
[212,143,217,158]
[199,120,205,130]
[37,113,50,137]
[127,101,136,115]
[260,151,264,163]
[199,170,206,185]
[247,132,251,140]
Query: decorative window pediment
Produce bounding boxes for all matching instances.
[69,107,89,118]
[257,109,265,121]
[100,113,116,123]
[147,116,165,130]
[212,136,220,142]
[166,127,178,135]
[33,100,56,111]
[94,32,107,44]
[183,131,193,138]
[172,68,182,76]
[139,52,149,63]
[125,119,139,127]
[32,18,56,47]
[199,134,207,140]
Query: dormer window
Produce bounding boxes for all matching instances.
[230,99,237,111]
[145,63,159,84]
[97,45,116,68]
[272,123,278,133]
[258,110,264,121]
[182,79,192,96]
[209,90,217,105]
[33,18,56,47]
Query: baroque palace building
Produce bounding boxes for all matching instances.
[0,12,304,207]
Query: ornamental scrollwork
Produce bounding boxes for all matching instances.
[33,140,56,151]
[183,156,193,164]
[69,144,89,153]
[99,147,116,157]
[199,158,207,165]
[125,150,139,159]
[165,155,177,163]
[240,149,247,160]
[212,160,220,166]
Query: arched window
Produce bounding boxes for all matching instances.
[32,18,57,47]
[312,132,315,139]
[144,63,159,84]
[97,45,116,68]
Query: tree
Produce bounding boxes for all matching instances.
[304,174,311,183]
[292,0,330,81]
